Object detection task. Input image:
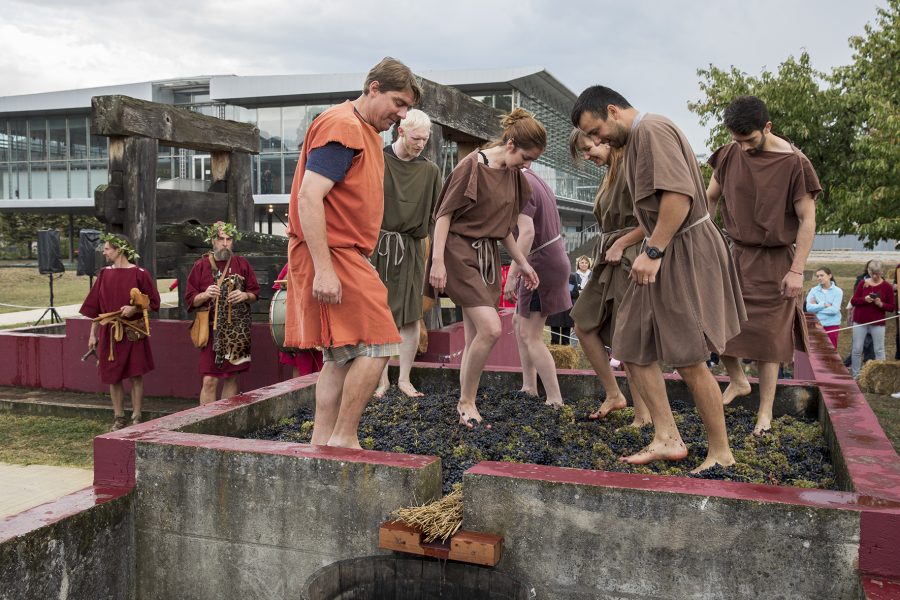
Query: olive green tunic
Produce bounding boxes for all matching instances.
[371,147,442,327]
[613,114,746,367]
[570,169,641,343]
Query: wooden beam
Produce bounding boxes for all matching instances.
[227,152,254,231]
[122,137,158,278]
[91,95,260,153]
[157,189,228,224]
[378,521,503,567]
[416,77,502,142]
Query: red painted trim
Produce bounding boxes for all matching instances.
[860,508,900,579]
[861,576,900,600]
[0,485,129,543]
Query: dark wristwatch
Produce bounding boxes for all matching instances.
[644,246,665,259]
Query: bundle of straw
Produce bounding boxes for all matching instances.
[390,486,463,543]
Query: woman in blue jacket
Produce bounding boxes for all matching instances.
[805,267,843,348]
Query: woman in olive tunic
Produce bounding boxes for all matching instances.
[371,109,442,398]
[567,130,649,426]
[429,109,544,427]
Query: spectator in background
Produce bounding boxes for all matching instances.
[805,267,843,348]
[849,260,896,377]
[273,264,322,379]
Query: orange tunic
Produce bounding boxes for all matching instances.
[284,101,401,349]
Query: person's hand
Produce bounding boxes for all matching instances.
[205,284,220,299]
[430,260,447,294]
[519,262,539,291]
[780,271,803,298]
[823,303,831,308]
[88,334,97,351]
[873,296,883,308]
[630,253,661,285]
[605,242,624,265]
[809,296,818,305]
[121,305,138,318]
[503,274,518,303]
[313,268,342,304]
[865,293,875,304]
[227,290,247,304]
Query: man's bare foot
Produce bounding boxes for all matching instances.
[544,398,564,409]
[588,393,627,420]
[457,402,483,429]
[398,381,423,398]
[618,440,688,465]
[616,416,652,431]
[752,414,772,437]
[373,384,389,398]
[519,387,539,397]
[327,437,363,450]
[722,380,751,405]
[690,454,736,474]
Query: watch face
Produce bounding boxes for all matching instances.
[646,246,663,259]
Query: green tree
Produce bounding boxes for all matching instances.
[689,0,899,246]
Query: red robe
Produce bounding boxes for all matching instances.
[79,266,161,384]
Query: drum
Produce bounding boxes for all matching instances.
[269,287,295,352]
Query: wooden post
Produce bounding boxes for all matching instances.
[122,136,159,277]
[456,141,478,163]
[424,123,444,168]
[227,151,253,232]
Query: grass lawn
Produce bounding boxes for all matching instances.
[0,267,174,315]
[0,413,108,468]
[867,393,900,453]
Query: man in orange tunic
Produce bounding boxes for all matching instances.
[285,57,420,449]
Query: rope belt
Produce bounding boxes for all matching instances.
[377,230,406,269]
[528,234,562,257]
[472,238,497,285]
[93,312,149,361]
[642,213,711,247]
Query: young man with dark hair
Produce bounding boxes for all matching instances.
[572,85,746,472]
[707,95,820,435]
[285,57,419,449]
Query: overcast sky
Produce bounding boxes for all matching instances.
[0,0,885,152]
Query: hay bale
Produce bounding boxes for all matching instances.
[391,487,463,543]
[857,360,900,395]
[548,344,579,370]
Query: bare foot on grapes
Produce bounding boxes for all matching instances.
[519,387,539,397]
[588,393,627,420]
[618,440,687,465]
[544,398,564,409]
[752,414,772,437]
[327,436,362,450]
[690,453,736,474]
[397,381,423,398]
[722,380,751,405]
[457,401,483,429]
[616,416,652,432]
[373,384,389,398]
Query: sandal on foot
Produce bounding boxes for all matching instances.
[112,416,128,431]
[131,414,142,426]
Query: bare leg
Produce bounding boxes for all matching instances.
[221,376,239,399]
[130,375,143,422]
[753,361,779,436]
[109,382,125,417]
[397,322,423,397]
[576,324,628,419]
[311,361,350,445]
[374,363,390,398]
[199,376,219,405]
[720,355,751,405]
[677,362,736,472]
[519,312,563,407]
[619,361,688,464]
[328,356,390,448]
[458,306,502,427]
[622,363,651,428]
[513,314,538,395]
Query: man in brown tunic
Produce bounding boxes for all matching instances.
[707,96,820,435]
[573,86,746,472]
[372,108,442,398]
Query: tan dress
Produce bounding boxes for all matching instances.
[613,114,746,367]
[371,147,442,327]
[570,169,641,343]
[428,151,531,307]
[709,142,822,363]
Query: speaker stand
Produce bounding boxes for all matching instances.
[34,274,63,326]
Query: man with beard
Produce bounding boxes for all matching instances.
[185,220,260,404]
[285,57,420,449]
[572,86,746,472]
[707,96,820,436]
[372,108,442,398]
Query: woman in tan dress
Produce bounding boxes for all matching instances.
[568,130,649,427]
[429,109,544,427]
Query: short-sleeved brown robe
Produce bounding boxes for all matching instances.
[613,114,746,367]
[708,142,821,363]
[371,146,442,328]
[570,168,641,343]
[427,151,531,307]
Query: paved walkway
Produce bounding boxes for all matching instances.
[0,462,94,518]
[0,291,179,328]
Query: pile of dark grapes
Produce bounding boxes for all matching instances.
[247,385,836,494]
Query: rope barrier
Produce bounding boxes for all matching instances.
[0,302,51,310]
[831,313,898,333]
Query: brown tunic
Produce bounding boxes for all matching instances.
[709,142,822,363]
[515,168,572,317]
[428,151,531,307]
[613,114,746,367]
[371,147,442,327]
[570,168,641,342]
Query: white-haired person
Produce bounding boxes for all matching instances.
[372,108,443,398]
